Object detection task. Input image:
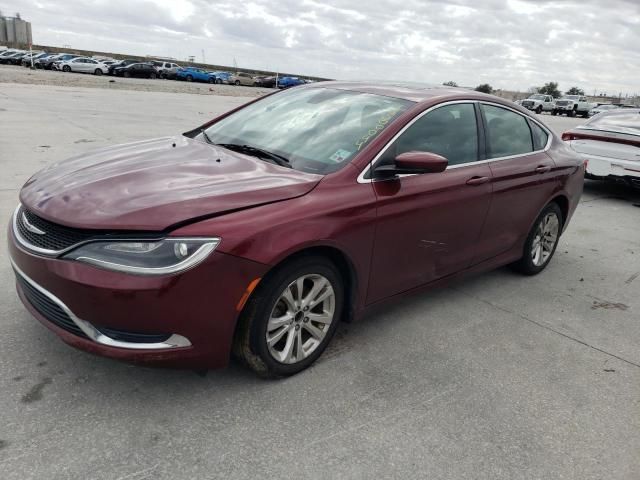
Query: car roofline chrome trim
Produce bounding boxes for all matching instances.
[356,99,553,184]
[10,258,192,350]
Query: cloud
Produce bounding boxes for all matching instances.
[7,0,640,94]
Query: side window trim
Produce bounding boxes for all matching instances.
[358,100,553,183]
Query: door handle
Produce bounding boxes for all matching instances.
[466,176,490,186]
[535,165,552,174]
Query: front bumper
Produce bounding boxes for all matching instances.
[8,224,269,369]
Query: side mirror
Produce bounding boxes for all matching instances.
[374,151,448,178]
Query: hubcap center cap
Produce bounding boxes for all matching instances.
[294,311,304,323]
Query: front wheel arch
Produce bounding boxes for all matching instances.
[243,245,358,324]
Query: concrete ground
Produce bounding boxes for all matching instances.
[0,83,639,480]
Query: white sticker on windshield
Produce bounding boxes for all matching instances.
[329,149,351,163]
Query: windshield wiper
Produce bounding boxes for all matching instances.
[215,143,292,168]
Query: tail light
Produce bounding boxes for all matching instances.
[562,132,576,141]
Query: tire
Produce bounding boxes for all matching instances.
[94,69,102,76]
[123,71,131,78]
[568,108,577,118]
[62,65,71,72]
[234,255,345,378]
[208,77,214,84]
[551,110,557,116]
[235,80,240,86]
[535,105,542,114]
[511,203,563,275]
[150,73,157,79]
[216,78,222,84]
[186,75,193,82]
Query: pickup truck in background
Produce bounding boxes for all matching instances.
[552,95,594,118]
[521,94,555,114]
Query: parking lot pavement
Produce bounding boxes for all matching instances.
[1,84,639,480]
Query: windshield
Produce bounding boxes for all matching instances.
[203,87,412,174]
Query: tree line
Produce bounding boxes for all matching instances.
[442,80,585,97]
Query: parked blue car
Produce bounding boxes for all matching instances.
[209,71,232,84]
[277,76,305,89]
[175,67,215,83]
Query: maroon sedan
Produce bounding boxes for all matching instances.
[8,83,584,377]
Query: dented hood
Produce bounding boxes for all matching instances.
[20,136,321,230]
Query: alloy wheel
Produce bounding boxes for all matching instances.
[266,274,335,364]
[531,212,559,266]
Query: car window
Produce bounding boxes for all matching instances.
[379,103,479,167]
[482,104,533,158]
[529,120,549,150]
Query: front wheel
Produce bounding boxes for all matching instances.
[512,203,563,275]
[62,65,71,72]
[568,109,577,118]
[186,75,193,82]
[234,80,240,86]
[551,110,557,116]
[535,105,542,114]
[234,256,344,377]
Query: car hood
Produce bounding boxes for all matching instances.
[20,136,322,231]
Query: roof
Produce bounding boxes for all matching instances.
[307,81,494,103]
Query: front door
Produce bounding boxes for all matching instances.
[367,102,492,303]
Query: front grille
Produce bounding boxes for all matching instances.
[15,272,87,338]
[556,101,569,106]
[16,207,97,252]
[522,101,533,107]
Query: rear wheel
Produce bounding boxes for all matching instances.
[512,203,563,275]
[94,69,103,76]
[186,75,193,82]
[234,256,344,377]
[150,72,157,79]
[123,71,131,78]
[235,80,240,86]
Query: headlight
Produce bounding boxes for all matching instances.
[64,237,220,275]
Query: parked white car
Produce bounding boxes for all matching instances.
[59,57,109,75]
[552,95,594,118]
[588,104,620,117]
[563,109,640,188]
[520,94,555,114]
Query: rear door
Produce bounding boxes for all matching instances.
[473,103,557,262]
[367,102,493,303]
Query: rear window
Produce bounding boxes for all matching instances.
[582,111,640,135]
[529,120,549,150]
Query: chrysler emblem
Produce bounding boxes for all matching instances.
[22,213,46,235]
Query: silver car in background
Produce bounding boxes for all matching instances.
[563,109,640,188]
